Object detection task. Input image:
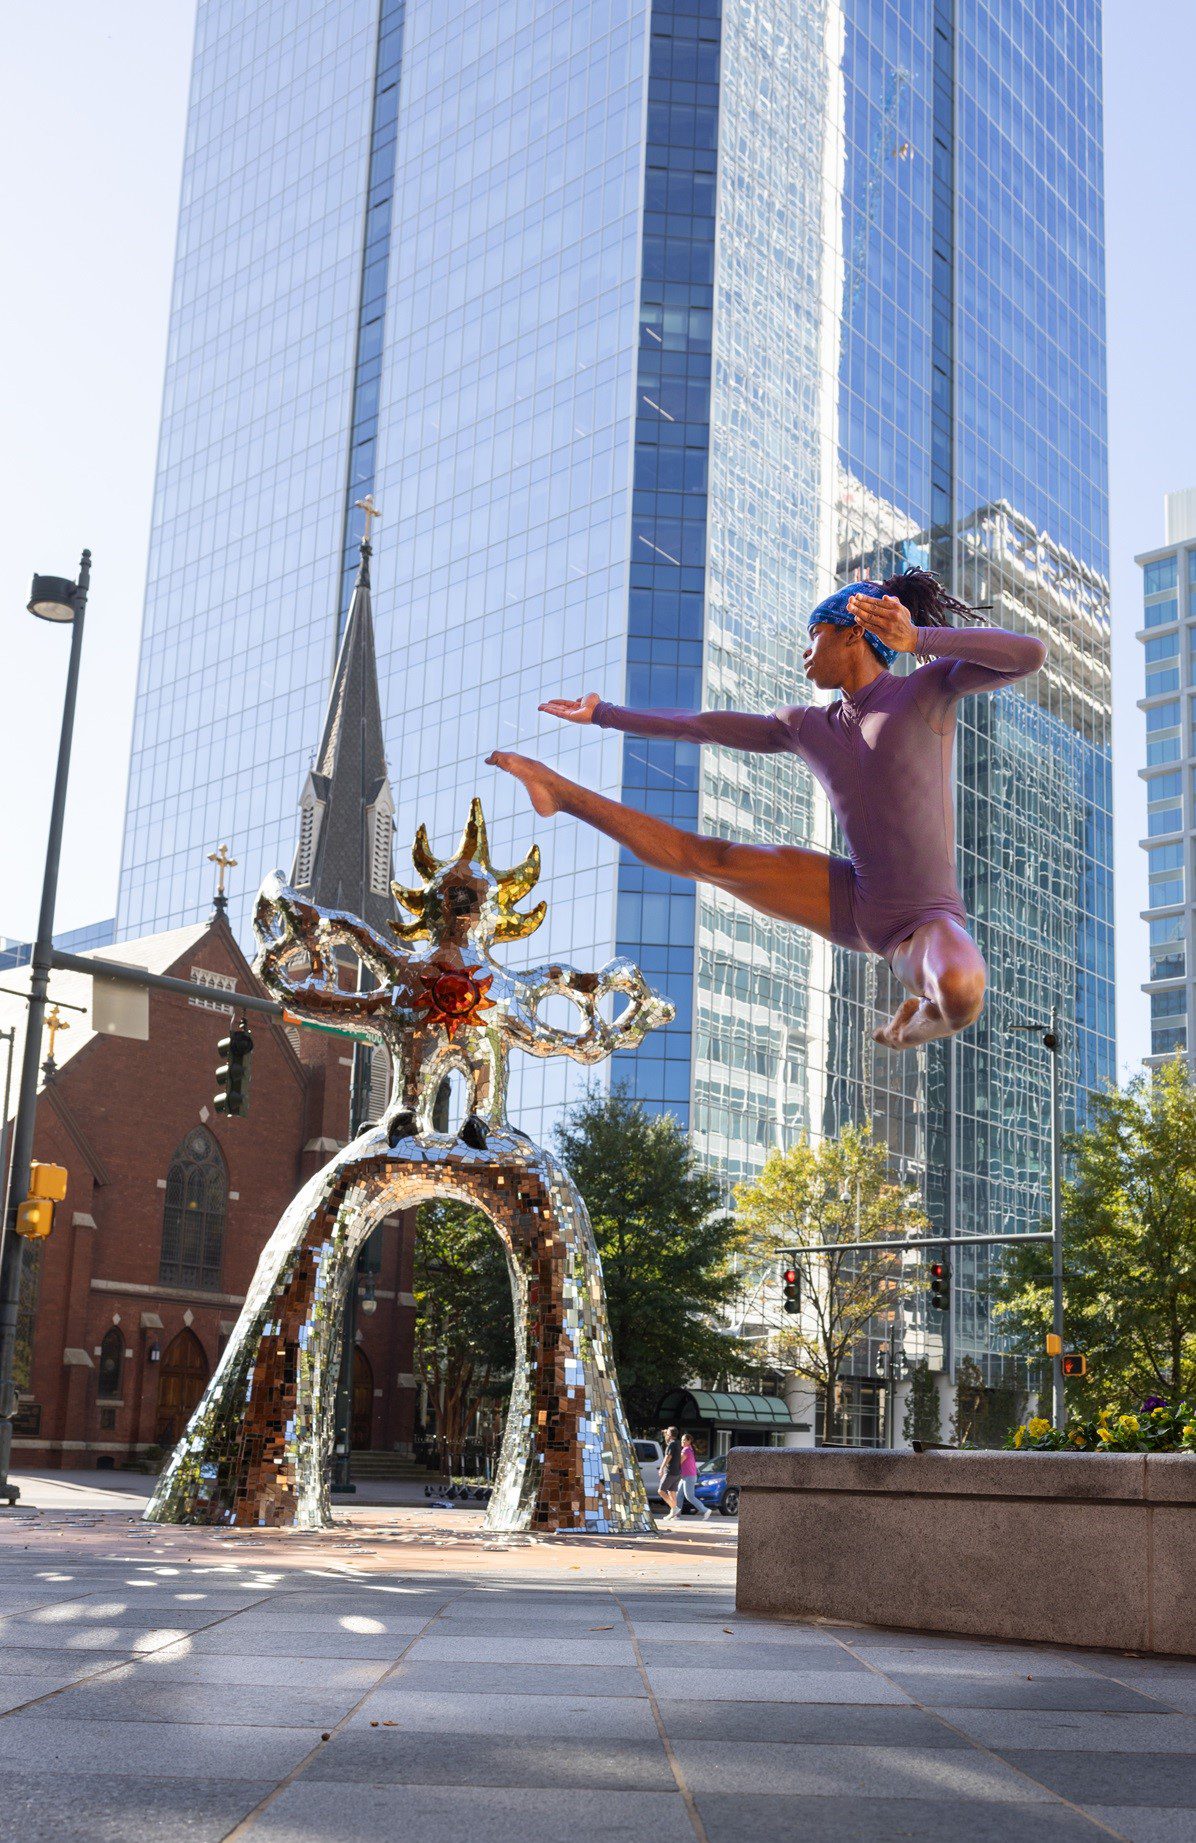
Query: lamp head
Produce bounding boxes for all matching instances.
[28,574,78,623]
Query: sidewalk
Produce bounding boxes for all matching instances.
[0,1496,1193,1841]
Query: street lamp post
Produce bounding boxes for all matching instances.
[0,552,91,1505]
[1012,1007,1065,1431]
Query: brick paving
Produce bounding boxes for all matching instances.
[0,1490,1193,1841]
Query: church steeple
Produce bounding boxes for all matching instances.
[291,497,394,936]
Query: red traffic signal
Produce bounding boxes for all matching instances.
[1060,1352,1087,1378]
[782,1263,800,1315]
[928,1260,950,1313]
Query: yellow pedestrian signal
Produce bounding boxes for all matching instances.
[1061,1352,1087,1378]
[29,1162,68,1202]
[1045,1332,1063,1357]
[15,1198,54,1239]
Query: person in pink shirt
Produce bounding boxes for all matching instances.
[670,1432,712,1521]
[488,569,1046,1051]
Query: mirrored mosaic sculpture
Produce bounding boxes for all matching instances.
[145,801,673,1532]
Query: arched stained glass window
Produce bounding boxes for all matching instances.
[159,1126,227,1290]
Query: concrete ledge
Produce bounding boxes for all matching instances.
[728,1447,1196,1654]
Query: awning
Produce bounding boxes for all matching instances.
[655,1388,795,1430]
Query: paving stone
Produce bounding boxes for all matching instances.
[28,1677,366,1728]
[657,1700,971,1747]
[672,1739,1050,1801]
[848,1646,1096,1676]
[890,1672,1173,1711]
[0,1652,132,1680]
[217,1608,433,1636]
[182,1626,420,1658]
[406,1632,637,1666]
[438,1597,620,1623]
[125,1651,392,1689]
[347,1687,659,1738]
[303,1728,674,1789]
[381,1660,647,1698]
[694,1793,1108,1842]
[644,1665,911,1704]
[629,1618,843,1647]
[999,1749,1196,1806]
[639,1639,867,1672]
[0,1771,274,1843]
[0,1715,320,1779]
[1082,1807,1196,1841]
[942,1709,1196,1752]
[248,1782,695,1842]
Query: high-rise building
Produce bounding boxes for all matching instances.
[118,0,1113,1393]
[1137,489,1196,1065]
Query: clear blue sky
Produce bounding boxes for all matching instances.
[0,0,1189,1078]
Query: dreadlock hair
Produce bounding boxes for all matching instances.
[879,567,974,628]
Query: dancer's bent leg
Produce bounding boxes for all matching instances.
[877,917,986,1050]
[488,752,840,940]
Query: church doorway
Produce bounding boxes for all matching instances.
[352,1345,375,1451]
[155,1329,209,1448]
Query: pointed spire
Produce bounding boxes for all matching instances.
[290,504,395,935]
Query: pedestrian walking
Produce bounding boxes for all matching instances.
[674,1433,712,1519]
[658,1425,680,1519]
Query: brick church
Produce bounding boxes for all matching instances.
[3,532,420,1473]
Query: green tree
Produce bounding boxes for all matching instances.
[734,1124,929,1444]
[412,1199,513,1473]
[553,1087,747,1429]
[902,1356,942,1446]
[994,1059,1196,1409]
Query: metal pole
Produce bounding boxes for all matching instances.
[1048,1006,1065,1430]
[0,551,90,1500]
[0,1028,16,1267]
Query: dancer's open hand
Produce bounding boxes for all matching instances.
[847,592,916,653]
[538,693,601,724]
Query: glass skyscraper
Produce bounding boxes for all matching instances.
[119,0,1113,1386]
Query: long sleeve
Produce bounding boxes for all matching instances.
[911,623,1047,724]
[592,701,795,754]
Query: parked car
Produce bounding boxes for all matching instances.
[633,1438,666,1503]
[692,1456,739,1516]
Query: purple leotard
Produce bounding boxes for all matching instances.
[593,624,1047,960]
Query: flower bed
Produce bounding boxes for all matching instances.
[1009,1397,1196,1452]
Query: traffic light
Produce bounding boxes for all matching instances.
[1061,1352,1087,1378]
[215,1019,254,1116]
[782,1263,801,1314]
[15,1162,68,1240]
[928,1259,951,1313]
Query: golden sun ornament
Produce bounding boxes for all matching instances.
[414,960,496,1038]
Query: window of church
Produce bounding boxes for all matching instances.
[368,802,393,896]
[97,1327,123,1398]
[160,1127,227,1291]
[295,797,322,888]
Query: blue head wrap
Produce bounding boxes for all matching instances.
[808,581,896,668]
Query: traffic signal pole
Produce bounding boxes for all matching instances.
[1047,1007,1065,1432]
[0,553,90,1505]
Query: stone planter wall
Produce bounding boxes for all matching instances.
[727,1447,1196,1655]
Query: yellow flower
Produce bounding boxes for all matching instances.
[1071,1434,1085,1447]
[1098,1427,1113,1442]
[1119,1415,1139,1433]
[1184,1424,1196,1441]
[1152,1406,1169,1419]
[1013,1427,1025,1448]
[1027,1417,1050,1438]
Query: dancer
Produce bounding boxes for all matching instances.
[488,571,1046,1050]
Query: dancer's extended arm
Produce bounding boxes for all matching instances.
[910,624,1047,698]
[591,701,795,752]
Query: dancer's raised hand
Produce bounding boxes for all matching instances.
[847,592,917,653]
[538,692,601,724]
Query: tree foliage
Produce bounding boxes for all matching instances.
[734,1123,929,1443]
[994,1059,1196,1410]
[554,1087,748,1430]
[412,1199,513,1470]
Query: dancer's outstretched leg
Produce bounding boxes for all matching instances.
[487,752,840,939]
[878,917,986,1049]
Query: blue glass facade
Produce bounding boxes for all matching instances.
[120,0,1112,1385]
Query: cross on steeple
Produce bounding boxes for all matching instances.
[208,844,237,918]
[354,494,381,541]
[43,1005,70,1077]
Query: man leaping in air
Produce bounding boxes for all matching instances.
[488,569,1046,1050]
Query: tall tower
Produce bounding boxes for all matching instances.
[1138,489,1196,1063]
[118,0,1113,1399]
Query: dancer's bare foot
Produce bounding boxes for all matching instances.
[873,996,923,1050]
[486,751,565,818]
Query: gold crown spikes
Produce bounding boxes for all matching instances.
[391,796,546,943]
